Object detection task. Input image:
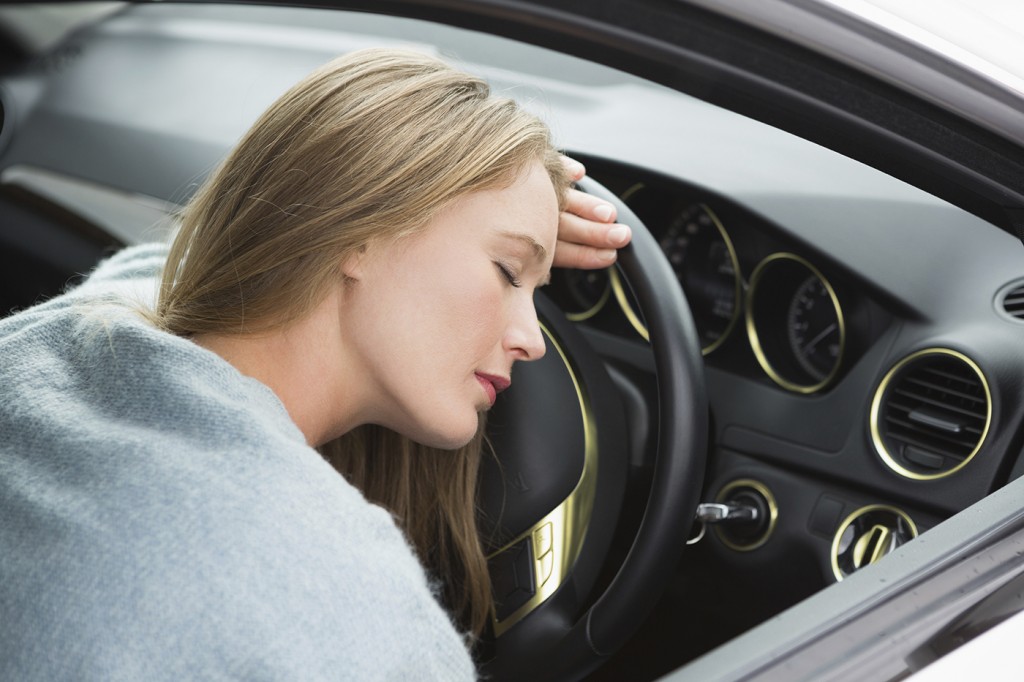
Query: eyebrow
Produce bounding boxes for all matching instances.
[500,231,548,261]
[498,230,552,286]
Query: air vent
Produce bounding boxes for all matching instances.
[1000,282,1024,320]
[870,349,991,480]
[0,96,6,156]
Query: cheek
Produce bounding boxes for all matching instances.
[431,268,506,354]
[385,262,506,369]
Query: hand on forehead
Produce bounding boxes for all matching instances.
[554,156,632,270]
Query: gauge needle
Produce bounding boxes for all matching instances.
[802,323,837,354]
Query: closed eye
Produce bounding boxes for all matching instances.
[495,261,522,288]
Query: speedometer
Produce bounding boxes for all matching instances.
[787,275,842,382]
[658,203,742,354]
[747,253,845,393]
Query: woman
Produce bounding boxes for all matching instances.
[0,48,628,679]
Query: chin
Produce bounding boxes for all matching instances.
[418,428,477,451]
[413,413,482,451]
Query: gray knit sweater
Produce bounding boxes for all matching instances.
[0,244,475,680]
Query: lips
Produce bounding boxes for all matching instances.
[475,373,511,406]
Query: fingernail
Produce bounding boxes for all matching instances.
[597,249,616,262]
[594,204,614,221]
[569,160,585,175]
[608,225,630,245]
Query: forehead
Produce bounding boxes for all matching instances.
[499,231,549,259]
[431,161,552,227]
[384,160,559,265]
[486,161,560,251]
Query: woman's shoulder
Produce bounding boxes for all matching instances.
[79,242,168,287]
[0,242,476,680]
[0,242,165,339]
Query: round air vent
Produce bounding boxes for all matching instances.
[870,349,991,480]
[998,280,1024,321]
[0,92,8,157]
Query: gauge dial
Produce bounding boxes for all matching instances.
[658,204,741,354]
[561,268,611,322]
[746,253,845,393]
[787,275,842,381]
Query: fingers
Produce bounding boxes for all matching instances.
[553,212,633,269]
[564,186,617,224]
[560,154,587,182]
[557,210,632,248]
[555,155,633,270]
[553,239,618,269]
[559,156,618,223]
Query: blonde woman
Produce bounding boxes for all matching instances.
[0,48,628,679]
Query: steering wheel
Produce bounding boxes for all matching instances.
[478,176,708,680]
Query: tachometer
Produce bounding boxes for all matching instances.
[658,203,742,354]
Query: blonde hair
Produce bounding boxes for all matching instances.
[156,48,570,637]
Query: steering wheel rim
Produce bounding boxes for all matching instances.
[480,176,708,680]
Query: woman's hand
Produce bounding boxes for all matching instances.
[554,156,632,269]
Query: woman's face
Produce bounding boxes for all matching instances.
[340,160,559,448]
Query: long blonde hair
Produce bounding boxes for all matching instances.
[155,48,570,637]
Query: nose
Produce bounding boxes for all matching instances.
[504,296,547,362]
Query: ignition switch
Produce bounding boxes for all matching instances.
[695,479,778,551]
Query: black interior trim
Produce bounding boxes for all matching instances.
[0,183,119,315]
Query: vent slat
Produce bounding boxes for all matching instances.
[883,418,976,454]
[900,377,984,403]
[885,419,976,449]
[919,366,982,386]
[883,425,971,458]
[876,352,989,477]
[1002,286,1024,318]
[885,399,986,424]
[890,389,987,420]
[885,409,984,437]
[888,409,983,436]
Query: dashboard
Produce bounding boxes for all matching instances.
[544,156,1024,644]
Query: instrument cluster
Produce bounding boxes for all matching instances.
[549,168,874,395]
